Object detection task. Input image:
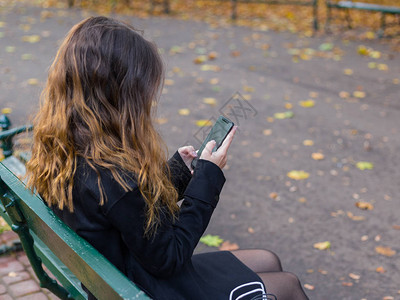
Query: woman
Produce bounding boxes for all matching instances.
[26,16,308,300]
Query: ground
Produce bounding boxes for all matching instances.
[0,1,399,299]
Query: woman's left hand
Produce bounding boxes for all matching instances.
[178,146,197,173]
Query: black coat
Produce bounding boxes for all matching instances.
[52,152,264,299]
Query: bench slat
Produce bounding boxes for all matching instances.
[0,162,150,300]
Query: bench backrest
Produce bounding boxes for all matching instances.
[0,162,150,300]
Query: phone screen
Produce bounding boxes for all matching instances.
[191,115,234,169]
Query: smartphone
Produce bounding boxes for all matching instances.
[191,115,234,169]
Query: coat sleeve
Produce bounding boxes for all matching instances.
[167,151,192,200]
[104,159,225,278]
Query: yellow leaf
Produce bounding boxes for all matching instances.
[27,78,39,85]
[0,22,5,28]
[357,45,370,56]
[313,241,331,250]
[5,46,15,53]
[155,118,168,125]
[164,79,174,86]
[368,62,377,69]
[343,68,353,75]
[196,119,213,127]
[312,153,324,160]
[178,108,190,116]
[200,65,220,72]
[376,266,386,273]
[303,140,314,146]
[365,31,375,39]
[1,108,12,114]
[353,91,366,99]
[299,100,315,107]
[285,103,293,109]
[21,35,40,43]
[243,85,254,92]
[203,97,217,106]
[355,201,374,210]
[349,273,360,280]
[347,211,365,221]
[287,170,310,180]
[193,55,207,64]
[369,50,381,58]
[378,64,388,71]
[375,246,396,257]
[209,78,219,85]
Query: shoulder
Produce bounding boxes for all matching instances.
[74,157,139,213]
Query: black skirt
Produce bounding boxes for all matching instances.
[191,251,267,300]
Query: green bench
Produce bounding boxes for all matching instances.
[326,0,400,37]
[0,122,150,299]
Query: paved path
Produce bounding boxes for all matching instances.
[0,1,399,299]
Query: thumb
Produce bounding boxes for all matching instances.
[203,140,216,155]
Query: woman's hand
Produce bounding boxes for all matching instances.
[178,145,197,172]
[199,126,237,170]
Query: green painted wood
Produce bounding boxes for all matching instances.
[0,162,150,300]
[328,1,400,13]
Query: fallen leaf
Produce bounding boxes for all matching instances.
[247,227,255,234]
[313,241,331,250]
[209,78,219,85]
[178,108,190,116]
[193,55,207,64]
[164,79,174,86]
[27,78,39,85]
[368,62,377,69]
[303,284,315,290]
[357,45,370,56]
[155,118,168,125]
[378,64,388,71]
[219,241,239,251]
[21,53,33,60]
[269,192,278,200]
[263,129,272,136]
[303,140,314,146]
[347,211,365,221]
[287,170,310,180]
[208,51,218,60]
[382,297,394,300]
[353,91,366,99]
[243,85,254,92]
[339,91,350,99]
[21,35,41,43]
[319,42,333,51]
[195,119,213,127]
[200,234,223,247]
[203,97,217,106]
[312,153,324,160]
[230,50,241,57]
[200,65,220,72]
[356,161,373,170]
[343,68,353,75]
[8,272,17,277]
[355,201,374,210]
[274,111,294,119]
[342,282,353,287]
[5,46,15,53]
[285,103,293,109]
[376,266,386,273]
[349,273,360,280]
[299,99,315,107]
[375,246,396,257]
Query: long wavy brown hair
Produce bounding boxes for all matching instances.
[26,16,179,235]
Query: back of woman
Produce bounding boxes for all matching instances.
[26,16,308,300]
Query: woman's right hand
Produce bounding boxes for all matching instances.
[199,126,237,169]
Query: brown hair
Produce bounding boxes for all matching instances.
[26,16,179,235]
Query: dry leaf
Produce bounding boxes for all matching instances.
[155,118,168,125]
[269,192,278,200]
[299,100,315,107]
[193,55,207,64]
[27,78,39,85]
[343,68,353,75]
[247,227,255,234]
[312,153,324,160]
[353,91,366,99]
[349,273,360,280]
[21,35,40,43]
[347,211,365,221]
[263,129,272,136]
[203,97,217,106]
[252,152,262,158]
[287,170,310,180]
[303,140,314,146]
[178,109,190,116]
[195,119,213,127]
[355,202,374,210]
[313,241,331,250]
[376,266,386,273]
[303,284,315,290]
[164,79,174,86]
[208,51,218,60]
[342,282,353,287]
[230,50,241,57]
[339,91,350,99]
[375,246,396,257]
[219,241,239,251]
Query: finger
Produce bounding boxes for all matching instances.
[203,140,216,155]
[217,126,237,153]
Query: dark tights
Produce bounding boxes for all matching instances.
[231,249,309,300]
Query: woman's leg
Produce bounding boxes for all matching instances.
[231,249,309,300]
